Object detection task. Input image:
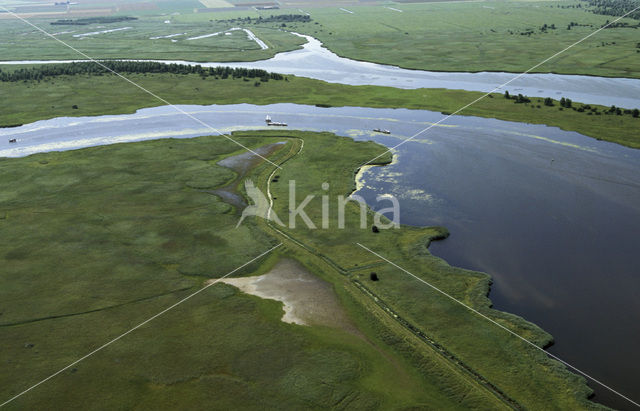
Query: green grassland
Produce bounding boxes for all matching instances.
[3,0,640,78]
[0,129,603,409]
[274,0,640,78]
[1,72,638,147]
[0,133,472,409]
[0,16,305,61]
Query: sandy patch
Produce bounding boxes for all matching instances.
[217,259,350,329]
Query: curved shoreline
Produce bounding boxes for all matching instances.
[2,33,639,109]
[245,130,598,408]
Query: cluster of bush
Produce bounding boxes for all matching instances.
[560,98,639,117]
[0,62,286,83]
[508,23,558,36]
[566,21,595,30]
[504,91,531,103]
[505,91,639,117]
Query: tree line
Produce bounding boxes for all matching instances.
[582,0,640,20]
[51,16,138,26]
[0,62,286,82]
[215,14,312,25]
[505,91,639,117]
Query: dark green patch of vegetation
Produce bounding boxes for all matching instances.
[50,16,138,26]
[0,62,285,82]
[216,14,311,25]
[582,0,640,20]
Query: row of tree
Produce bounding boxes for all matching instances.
[51,16,137,26]
[216,14,311,25]
[0,62,286,82]
[504,91,530,103]
[582,0,640,20]
[506,91,639,117]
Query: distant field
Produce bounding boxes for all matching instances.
[264,0,640,78]
[2,0,638,78]
[0,15,305,61]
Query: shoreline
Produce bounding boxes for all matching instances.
[1,30,638,81]
[244,129,597,408]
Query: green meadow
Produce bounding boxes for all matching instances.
[0,17,305,61]
[0,129,603,409]
[1,72,638,147]
[0,133,454,409]
[272,1,640,78]
[2,0,640,79]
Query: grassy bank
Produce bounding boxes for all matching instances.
[1,72,639,148]
[247,130,601,409]
[0,130,604,409]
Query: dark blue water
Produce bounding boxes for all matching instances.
[354,116,640,410]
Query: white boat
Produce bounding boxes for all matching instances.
[265,115,286,126]
[373,128,390,134]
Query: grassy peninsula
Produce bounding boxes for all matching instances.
[0,130,603,409]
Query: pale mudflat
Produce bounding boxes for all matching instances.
[218,259,351,329]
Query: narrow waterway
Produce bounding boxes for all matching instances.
[2,33,640,108]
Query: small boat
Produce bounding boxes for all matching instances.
[8,138,17,143]
[373,128,390,134]
[265,115,287,126]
